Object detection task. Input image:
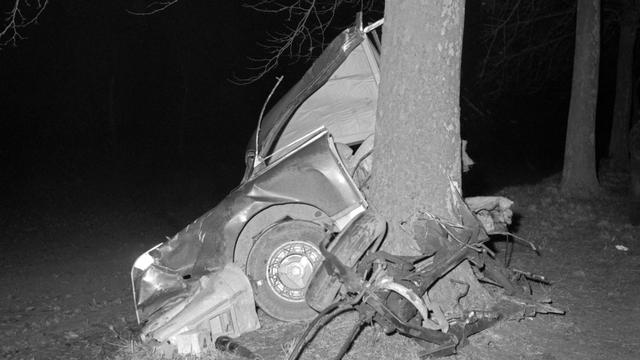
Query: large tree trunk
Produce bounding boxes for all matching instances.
[561,0,601,196]
[608,12,638,169]
[630,76,640,224]
[630,119,640,224]
[372,1,464,251]
[372,0,492,312]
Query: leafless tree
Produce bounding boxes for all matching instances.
[607,0,640,169]
[0,0,48,50]
[478,0,625,100]
[561,0,602,197]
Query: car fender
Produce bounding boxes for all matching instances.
[233,203,334,271]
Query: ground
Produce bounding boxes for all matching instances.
[1,167,639,360]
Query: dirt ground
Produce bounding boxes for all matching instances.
[2,171,639,360]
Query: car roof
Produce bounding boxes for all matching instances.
[256,23,380,158]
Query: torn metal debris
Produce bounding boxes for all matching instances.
[287,186,562,360]
[132,263,260,355]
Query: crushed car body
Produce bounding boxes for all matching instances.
[131,20,383,353]
[131,17,563,358]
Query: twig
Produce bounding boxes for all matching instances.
[478,0,576,96]
[491,231,539,254]
[0,0,48,49]
[286,302,355,360]
[235,0,381,84]
[126,0,179,15]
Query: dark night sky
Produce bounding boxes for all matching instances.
[1,1,282,187]
[0,0,625,202]
[1,2,261,136]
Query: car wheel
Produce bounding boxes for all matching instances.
[246,220,327,321]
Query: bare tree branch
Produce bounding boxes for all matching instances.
[126,0,180,16]
[123,0,380,83]
[234,0,380,84]
[0,0,48,50]
[478,0,576,98]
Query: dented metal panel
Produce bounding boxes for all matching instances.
[131,20,379,346]
[242,26,370,183]
[273,36,380,151]
[132,130,365,328]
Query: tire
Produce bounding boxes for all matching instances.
[246,220,327,322]
[306,210,386,311]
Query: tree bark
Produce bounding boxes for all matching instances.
[608,12,638,169]
[372,0,464,255]
[631,77,640,224]
[561,0,601,196]
[372,0,492,311]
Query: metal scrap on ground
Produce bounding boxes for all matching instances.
[285,189,563,360]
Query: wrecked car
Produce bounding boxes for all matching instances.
[130,17,563,357]
[131,20,385,350]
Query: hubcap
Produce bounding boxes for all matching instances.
[266,241,323,301]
